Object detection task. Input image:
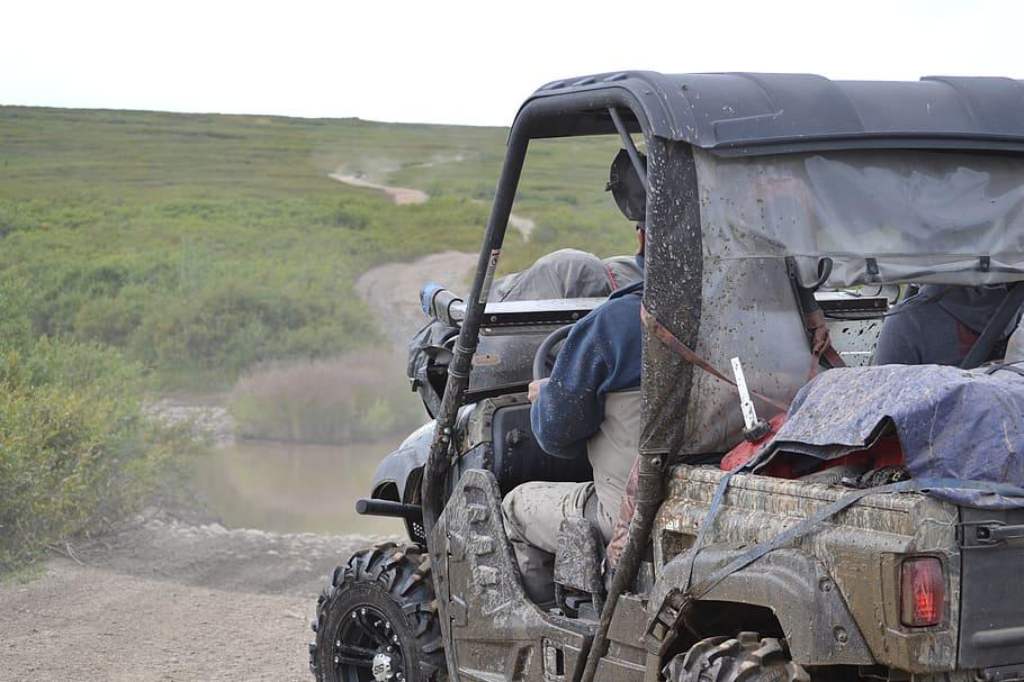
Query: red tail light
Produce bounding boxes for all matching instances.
[901,557,945,627]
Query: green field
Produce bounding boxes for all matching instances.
[0,106,632,389]
[0,105,634,564]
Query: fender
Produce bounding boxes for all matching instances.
[649,546,874,666]
[371,421,433,503]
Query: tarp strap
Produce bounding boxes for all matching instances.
[960,282,1024,369]
[985,362,1024,378]
[784,256,846,377]
[641,305,790,413]
[682,477,1024,606]
[805,308,847,379]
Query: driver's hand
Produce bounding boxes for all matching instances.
[527,378,550,403]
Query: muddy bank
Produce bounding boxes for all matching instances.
[144,397,235,446]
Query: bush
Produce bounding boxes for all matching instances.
[228,351,424,445]
[329,204,370,230]
[0,278,32,353]
[0,338,201,569]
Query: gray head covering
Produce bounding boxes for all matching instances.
[916,284,1020,336]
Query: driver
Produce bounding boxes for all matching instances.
[501,149,645,604]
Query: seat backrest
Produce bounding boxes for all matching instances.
[490,402,592,495]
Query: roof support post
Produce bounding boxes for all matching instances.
[609,106,650,193]
[581,138,703,682]
[421,126,529,537]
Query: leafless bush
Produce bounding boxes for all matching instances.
[229,350,424,444]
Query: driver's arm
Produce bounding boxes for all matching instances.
[530,298,641,459]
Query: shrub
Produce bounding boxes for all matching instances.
[0,338,201,569]
[329,204,370,230]
[0,278,32,353]
[228,351,424,445]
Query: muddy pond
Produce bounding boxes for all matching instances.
[191,436,408,536]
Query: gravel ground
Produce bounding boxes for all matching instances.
[0,509,398,681]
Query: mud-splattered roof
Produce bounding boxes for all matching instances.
[517,71,1024,156]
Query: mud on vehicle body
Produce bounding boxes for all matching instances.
[312,72,1024,682]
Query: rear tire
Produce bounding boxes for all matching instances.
[665,632,810,682]
[309,543,446,681]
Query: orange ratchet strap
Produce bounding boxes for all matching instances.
[640,305,791,413]
[804,309,847,378]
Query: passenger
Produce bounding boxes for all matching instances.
[409,246,640,418]
[874,284,1022,366]
[501,149,645,604]
[491,247,641,302]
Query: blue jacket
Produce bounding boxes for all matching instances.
[531,278,643,459]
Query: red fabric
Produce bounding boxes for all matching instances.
[720,416,905,478]
[956,321,980,359]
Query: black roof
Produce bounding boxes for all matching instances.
[519,71,1024,155]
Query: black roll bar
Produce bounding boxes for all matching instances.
[420,125,530,540]
[419,88,657,682]
[421,88,651,539]
[609,106,650,193]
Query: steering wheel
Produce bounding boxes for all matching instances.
[532,325,574,380]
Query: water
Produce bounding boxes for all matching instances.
[191,435,408,536]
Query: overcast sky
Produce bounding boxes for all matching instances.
[3,0,1020,127]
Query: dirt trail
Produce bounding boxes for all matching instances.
[508,212,535,240]
[355,250,476,347]
[328,172,428,205]
[0,509,393,681]
[331,167,536,240]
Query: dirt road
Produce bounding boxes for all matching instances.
[330,167,536,240]
[328,172,428,205]
[355,250,476,346]
[0,509,394,681]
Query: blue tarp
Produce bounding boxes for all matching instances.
[765,364,1024,509]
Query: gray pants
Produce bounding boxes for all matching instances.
[501,481,613,604]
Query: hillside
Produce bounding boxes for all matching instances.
[0,104,640,677]
[0,106,632,388]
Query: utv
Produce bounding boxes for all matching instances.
[310,72,1024,682]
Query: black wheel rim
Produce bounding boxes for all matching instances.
[332,605,407,682]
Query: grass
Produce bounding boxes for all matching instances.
[0,106,634,390]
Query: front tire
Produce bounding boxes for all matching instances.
[310,543,446,681]
[665,632,810,682]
